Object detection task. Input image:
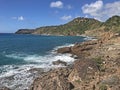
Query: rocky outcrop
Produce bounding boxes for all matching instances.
[57,47,71,53]
[57,40,98,57]
[30,68,74,90]
[68,59,99,90]
[52,60,67,66]
[73,59,99,80]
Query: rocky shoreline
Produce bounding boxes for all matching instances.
[1,32,120,90]
[30,32,120,90]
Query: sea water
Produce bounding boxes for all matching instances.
[0,33,92,90]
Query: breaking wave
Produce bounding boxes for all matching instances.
[0,44,75,90]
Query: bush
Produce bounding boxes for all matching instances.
[99,84,107,90]
[93,56,103,71]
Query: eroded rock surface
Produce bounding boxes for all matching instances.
[52,60,67,66]
[30,32,120,90]
[30,68,74,90]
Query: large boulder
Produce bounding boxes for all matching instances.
[30,68,74,90]
[52,60,67,66]
[57,47,71,53]
[70,41,97,56]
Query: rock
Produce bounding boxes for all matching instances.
[52,60,67,66]
[70,40,98,56]
[74,59,98,79]
[68,59,99,85]
[30,68,74,90]
[57,47,71,53]
[0,86,10,90]
[81,40,98,46]
[99,75,120,90]
[100,31,115,42]
[101,75,120,85]
[28,68,45,76]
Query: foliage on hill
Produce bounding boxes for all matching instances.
[103,15,120,32]
[15,15,120,35]
[15,29,35,34]
[32,17,101,35]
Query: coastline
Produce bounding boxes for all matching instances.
[30,32,120,90]
[1,32,120,90]
[0,35,85,90]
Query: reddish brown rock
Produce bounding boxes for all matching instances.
[69,59,99,81]
[70,40,98,56]
[52,60,67,66]
[68,59,99,90]
[30,68,74,90]
[57,47,71,53]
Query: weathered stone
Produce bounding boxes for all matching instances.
[52,60,67,66]
[57,47,71,53]
[101,75,120,85]
[68,58,99,89]
[30,68,74,90]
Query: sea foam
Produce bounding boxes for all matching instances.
[0,44,75,90]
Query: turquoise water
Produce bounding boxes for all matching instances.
[0,33,90,89]
[0,33,85,65]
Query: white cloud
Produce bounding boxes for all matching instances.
[82,0,120,21]
[18,16,24,21]
[104,1,120,17]
[61,15,72,20]
[82,0,103,16]
[12,16,24,21]
[50,1,63,8]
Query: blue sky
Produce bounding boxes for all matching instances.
[0,0,120,33]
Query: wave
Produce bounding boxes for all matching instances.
[1,44,76,90]
[0,64,39,90]
[5,53,74,67]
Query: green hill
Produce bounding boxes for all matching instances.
[103,15,120,32]
[15,15,120,36]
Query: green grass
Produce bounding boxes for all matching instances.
[99,84,107,90]
[93,56,103,71]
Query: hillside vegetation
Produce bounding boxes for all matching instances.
[15,15,120,36]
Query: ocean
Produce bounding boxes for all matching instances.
[0,33,92,90]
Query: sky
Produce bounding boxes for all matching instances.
[0,0,120,33]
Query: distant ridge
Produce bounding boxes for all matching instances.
[15,15,120,36]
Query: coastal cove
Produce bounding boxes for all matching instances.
[1,0,120,89]
[0,33,92,90]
